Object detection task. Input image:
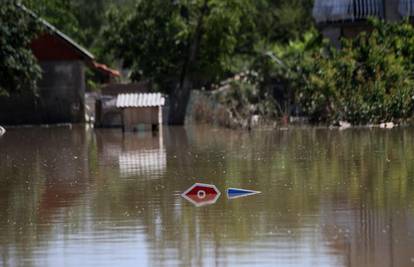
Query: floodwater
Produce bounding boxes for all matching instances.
[0,125,414,267]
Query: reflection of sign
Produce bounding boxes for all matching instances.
[227,188,261,199]
[181,183,221,207]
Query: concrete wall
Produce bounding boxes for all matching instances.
[122,107,161,132]
[322,27,341,48]
[384,0,400,21]
[0,60,85,125]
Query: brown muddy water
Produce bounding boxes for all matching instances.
[0,125,414,267]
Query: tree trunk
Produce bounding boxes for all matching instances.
[168,0,208,125]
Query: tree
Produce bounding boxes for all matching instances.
[22,0,136,60]
[22,0,82,44]
[264,20,414,124]
[0,1,41,97]
[254,0,314,44]
[103,0,257,124]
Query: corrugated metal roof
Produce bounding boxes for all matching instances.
[116,93,165,108]
[400,0,414,16]
[313,0,384,23]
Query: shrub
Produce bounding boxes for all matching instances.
[215,75,280,125]
[0,2,42,96]
[262,20,414,124]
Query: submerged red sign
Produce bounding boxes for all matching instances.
[181,183,221,207]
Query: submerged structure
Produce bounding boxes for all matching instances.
[116,93,165,132]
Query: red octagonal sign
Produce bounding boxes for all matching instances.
[181,183,221,207]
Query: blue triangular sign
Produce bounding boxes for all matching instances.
[227,188,261,199]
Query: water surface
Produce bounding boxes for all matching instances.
[1,125,414,267]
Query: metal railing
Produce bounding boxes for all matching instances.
[313,0,384,23]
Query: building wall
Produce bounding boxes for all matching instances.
[322,27,341,48]
[39,61,85,123]
[384,0,400,21]
[122,107,160,132]
[342,24,373,39]
[0,60,85,125]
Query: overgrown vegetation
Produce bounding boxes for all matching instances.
[214,75,279,126]
[102,0,314,123]
[22,0,136,61]
[260,19,414,125]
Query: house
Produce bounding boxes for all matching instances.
[0,6,119,125]
[313,0,414,47]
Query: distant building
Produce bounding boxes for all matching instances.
[313,0,414,47]
[0,6,119,125]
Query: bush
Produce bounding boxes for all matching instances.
[0,2,41,96]
[253,29,328,117]
[215,74,280,124]
[262,20,414,125]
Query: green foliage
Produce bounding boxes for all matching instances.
[198,0,256,81]
[70,0,137,61]
[104,0,188,89]
[102,0,315,84]
[103,0,257,92]
[23,0,83,44]
[0,1,42,96]
[217,75,280,122]
[23,0,136,62]
[21,0,137,90]
[254,0,314,44]
[253,29,327,114]
[99,0,315,124]
[2,0,315,95]
[264,20,414,124]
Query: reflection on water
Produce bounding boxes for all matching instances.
[0,125,414,267]
[96,130,166,178]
